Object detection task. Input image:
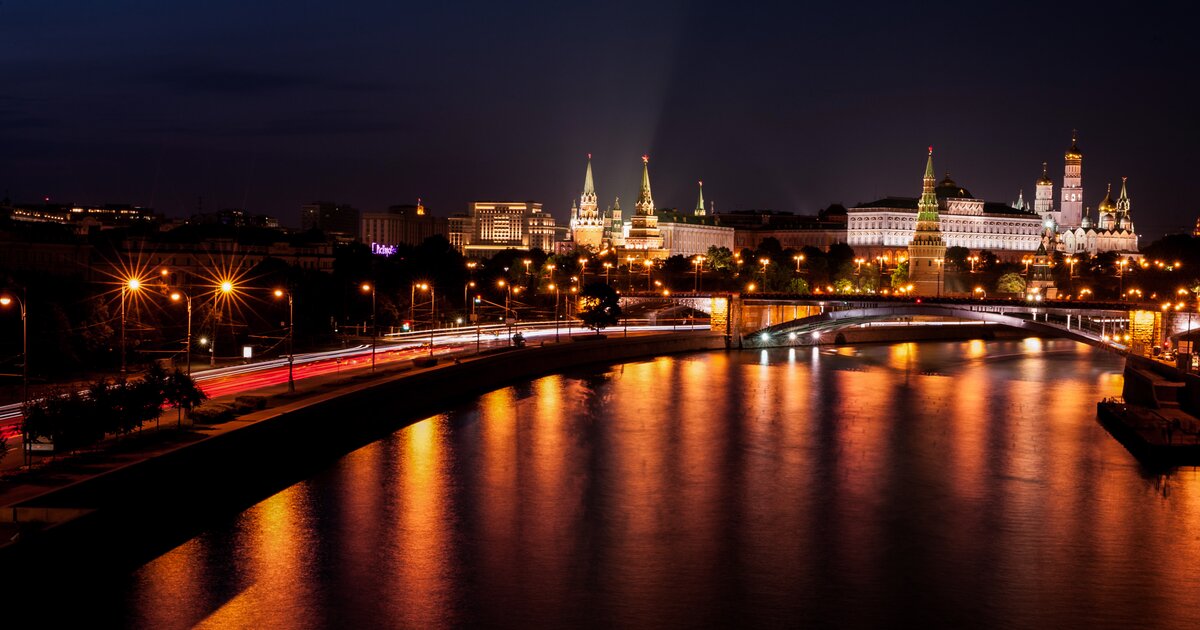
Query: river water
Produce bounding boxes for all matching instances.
[117,339,1200,628]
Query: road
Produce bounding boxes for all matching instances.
[0,323,708,439]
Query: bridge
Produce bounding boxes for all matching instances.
[618,292,1182,355]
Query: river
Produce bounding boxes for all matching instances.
[114,339,1200,628]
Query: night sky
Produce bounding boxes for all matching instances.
[3,1,1196,239]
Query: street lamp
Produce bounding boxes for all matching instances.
[273,289,294,392]
[169,290,193,376]
[968,255,980,273]
[854,257,865,274]
[120,277,143,374]
[579,257,589,285]
[644,258,654,290]
[693,255,705,291]
[974,286,986,299]
[0,292,28,466]
[625,255,635,291]
[361,283,376,372]
[523,258,532,280]
[794,254,805,273]
[210,279,235,367]
[603,262,613,285]
[548,283,560,341]
[1117,259,1129,297]
[416,282,435,356]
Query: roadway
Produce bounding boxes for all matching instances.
[0,322,708,440]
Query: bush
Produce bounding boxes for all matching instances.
[190,403,236,424]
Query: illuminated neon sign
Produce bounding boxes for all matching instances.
[371,242,397,256]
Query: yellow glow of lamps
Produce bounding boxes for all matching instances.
[220,281,234,294]
[127,278,141,291]
[0,297,11,306]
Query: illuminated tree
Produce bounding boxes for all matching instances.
[576,282,622,334]
[997,273,1026,294]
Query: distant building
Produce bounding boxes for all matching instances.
[849,168,1042,262]
[1,201,159,233]
[361,200,448,251]
[190,208,280,229]
[301,202,359,240]
[906,148,948,296]
[459,201,559,258]
[447,213,472,253]
[719,207,847,252]
[655,203,735,257]
[1059,178,1138,256]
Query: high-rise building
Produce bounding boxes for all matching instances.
[906,147,948,296]
[623,155,664,252]
[1060,132,1083,228]
[570,155,604,250]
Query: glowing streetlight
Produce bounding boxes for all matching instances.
[794,254,805,273]
[361,282,376,372]
[120,276,144,374]
[170,290,193,376]
[273,288,294,392]
[0,292,28,466]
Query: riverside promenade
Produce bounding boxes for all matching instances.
[0,331,725,578]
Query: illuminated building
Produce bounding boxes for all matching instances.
[848,170,1042,261]
[1059,178,1138,256]
[459,201,558,258]
[906,147,947,295]
[360,200,449,250]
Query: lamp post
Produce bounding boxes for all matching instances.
[579,257,588,286]
[625,255,635,291]
[417,283,435,357]
[644,258,654,290]
[0,292,27,467]
[273,289,294,392]
[794,254,805,273]
[693,255,705,292]
[968,255,980,273]
[603,262,613,285]
[361,283,376,372]
[169,290,193,376]
[210,280,234,368]
[120,277,142,374]
[549,283,560,341]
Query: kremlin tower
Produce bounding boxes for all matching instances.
[570,154,604,250]
[906,147,947,296]
[623,155,664,252]
[1034,161,1056,224]
[1060,131,1084,228]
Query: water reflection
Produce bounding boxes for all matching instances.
[124,339,1200,628]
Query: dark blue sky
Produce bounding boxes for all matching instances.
[2,1,1196,239]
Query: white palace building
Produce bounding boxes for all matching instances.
[848,133,1138,262]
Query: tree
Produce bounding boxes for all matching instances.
[165,368,207,428]
[891,261,909,288]
[945,246,970,271]
[786,277,810,294]
[576,282,622,334]
[834,278,854,293]
[705,246,735,275]
[997,272,1027,294]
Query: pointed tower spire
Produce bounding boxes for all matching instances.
[694,180,706,216]
[626,155,663,251]
[583,153,595,197]
[635,154,654,216]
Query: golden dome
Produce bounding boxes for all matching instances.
[1065,131,1082,160]
[1097,183,1116,212]
[1037,162,1053,186]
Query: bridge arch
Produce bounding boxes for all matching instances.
[743,304,1112,349]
